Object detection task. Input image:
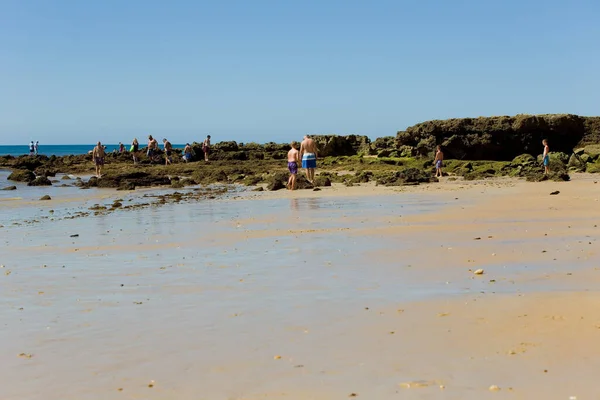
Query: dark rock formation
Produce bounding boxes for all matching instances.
[376,168,438,186]
[2,185,17,190]
[28,176,52,186]
[7,170,35,182]
[40,195,51,200]
[398,114,600,160]
[313,175,332,187]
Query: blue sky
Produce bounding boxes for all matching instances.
[1,0,599,144]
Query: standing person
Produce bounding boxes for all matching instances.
[163,138,172,165]
[202,135,211,161]
[182,143,193,162]
[119,142,125,153]
[29,141,35,156]
[299,135,318,184]
[542,139,550,175]
[433,145,444,178]
[131,138,139,164]
[287,141,300,190]
[147,135,158,162]
[92,141,106,178]
[34,141,39,155]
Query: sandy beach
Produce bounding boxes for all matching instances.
[1,174,600,399]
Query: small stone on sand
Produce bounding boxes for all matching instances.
[489,385,500,391]
[273,355,281,360]
[474,269,484,275]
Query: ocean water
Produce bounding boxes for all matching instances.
[0,144,185,157]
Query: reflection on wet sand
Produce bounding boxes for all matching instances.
[1,177,600,399]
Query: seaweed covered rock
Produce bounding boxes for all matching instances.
[376,168,437,186]
[7,169,35,182]
[512,154,536,166]
[313,175,331,187]
[2,185,17,190]
[28,176,52,186]
[399,114,595,160]
[266,171,312,191]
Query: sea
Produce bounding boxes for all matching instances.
[0,144,184,157]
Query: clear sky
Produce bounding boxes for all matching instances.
[1,0,599,145]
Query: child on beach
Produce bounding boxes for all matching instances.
[287,142,300,190]
[433,145,444,178]
[542,139,550,175]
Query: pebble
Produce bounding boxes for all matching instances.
[489,385,500,391]
[273,355,282,360]
[474,269,484,275]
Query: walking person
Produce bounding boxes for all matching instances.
[434,145,444,178]
[131,138,140,164]
[287,141,300,190]
[147,135,158,163]
[29,141,35,156]
[299,135,318,184]
[202,135,211,161]
[34,141,39,155]
[92,141,106,178]
[163,138,173,165]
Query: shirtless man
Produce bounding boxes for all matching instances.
[92,141,105,178]
[147,135,158,162]
[163,138,173,165]
[299,135,318,184]
[203,135,211,161]
[287,141,300,190]
[542,139,550,175]
[433,145,444,178]
[183,143,193,162]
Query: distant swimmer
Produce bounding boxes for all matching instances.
[287,141,300,190]
[131,138,139,164]
[29,141,35,156]
[299,135,318,184]
[147,135,158,162]
[434,145,444,178]
[163,138,172,165]
[183,143,193,162]
[203,135,211,161]
[542,139,550,175]
[92,141,106,178]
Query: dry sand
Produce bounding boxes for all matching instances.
[1,174,600,399]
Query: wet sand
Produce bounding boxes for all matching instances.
[1,174,600,399]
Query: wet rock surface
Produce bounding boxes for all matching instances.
[27,176,52,186]
[7,170,35,182]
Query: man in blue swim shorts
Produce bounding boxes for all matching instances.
[300,135,318,184]
[542,139,550,175]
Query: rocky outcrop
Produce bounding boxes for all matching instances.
[28,176,52,186]
[7,169,35,182]
[376,168,438,186]
[397,114,600,160]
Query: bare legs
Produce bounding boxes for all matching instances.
[306,168,315,184]
[287,173,296,190]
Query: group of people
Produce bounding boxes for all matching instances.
[28,141,39,156]
[91,135,553,182]
[286,135,318,190]
[90,135,212,178]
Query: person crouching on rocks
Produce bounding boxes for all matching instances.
[183,143,193,162]
[434,145,444,178]
[92,141,105,178]
[287,141,300,190]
